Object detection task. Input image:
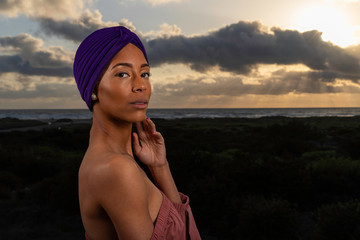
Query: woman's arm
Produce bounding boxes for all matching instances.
[149,161,181,204]
[133,118,182,203]
[133,118,202,239]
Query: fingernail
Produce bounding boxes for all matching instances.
[152,131,156,134]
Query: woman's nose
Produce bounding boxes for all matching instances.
[132,75,146,92]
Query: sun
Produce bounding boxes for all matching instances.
[294,4,356,47]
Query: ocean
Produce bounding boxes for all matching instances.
[1,108,360,120]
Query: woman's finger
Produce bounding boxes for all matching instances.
[135,122,146,138]
[144,117,156,134]
[153,131,164,144]
[142,118,150,132]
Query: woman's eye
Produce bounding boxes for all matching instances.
[115,72,129,78]
[141,72,151,78]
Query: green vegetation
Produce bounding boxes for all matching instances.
[1,116,360,239]
[0,122,88,239]
[0,117,46,130]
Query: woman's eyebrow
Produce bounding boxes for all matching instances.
[112,63,150,70]
[112,63,132,69]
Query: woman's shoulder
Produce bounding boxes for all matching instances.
[90,154,151,209]
[90,153,143,188]
[79,152,155,240]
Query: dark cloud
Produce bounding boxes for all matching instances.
[0,0,22,14]
[0,34,73,77]
[146,21,360,80]
[37,10,108,42]
[0,55,72,77]
[0,0,85,19]
[38,17,95,43]
[0,81,78,99]
[2,18,360,101]
[153,69,360,98]
[36,10,133,42]
[35,16,360,83]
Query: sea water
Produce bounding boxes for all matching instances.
[1,108,360,120]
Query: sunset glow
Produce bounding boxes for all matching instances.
[295,4,357,47]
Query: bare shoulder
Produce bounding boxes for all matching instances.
[80,153,154,239]
[91,153,145,195]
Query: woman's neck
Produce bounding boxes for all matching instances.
[89,111,134,156]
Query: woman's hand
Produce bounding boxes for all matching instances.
[133,118,182,203]
[132,117,167,168]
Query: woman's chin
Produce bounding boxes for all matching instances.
[131,110,148,122]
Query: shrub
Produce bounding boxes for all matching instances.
[307,157,360,204]
[0,171,22,199]
[313,199,360,240]
[234,195,300,240]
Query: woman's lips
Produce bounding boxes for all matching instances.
[130,101,148,109]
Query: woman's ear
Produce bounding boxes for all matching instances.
[92,82,100,101]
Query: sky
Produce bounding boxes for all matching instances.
[1,0,360,109]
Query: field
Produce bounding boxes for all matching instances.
[1,116,360,239]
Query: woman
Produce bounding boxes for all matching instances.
[73,26,201,240]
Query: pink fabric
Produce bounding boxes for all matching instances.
[151,192,201,240]
[85,192,201,240]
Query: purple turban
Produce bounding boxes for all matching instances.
[73,26,148,110]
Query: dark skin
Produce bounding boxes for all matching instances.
[78,43,181,240]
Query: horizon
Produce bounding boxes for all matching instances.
[2,106,360,110]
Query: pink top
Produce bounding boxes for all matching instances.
[151,192,201,240]
[85,192,201,240]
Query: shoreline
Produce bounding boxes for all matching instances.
[1,115,360,132]
[2,108,360,121]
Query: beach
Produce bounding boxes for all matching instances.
[1,116,360,240]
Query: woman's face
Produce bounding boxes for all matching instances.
[95,43,151,123]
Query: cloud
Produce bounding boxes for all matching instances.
[0,73,77,98]
[146,21,360,82]
[0,0,87,20]
[34,16,360,85]
[145,0,182,5]
[36,10,136,42]
[144,23,182,39]
[129,0,183,6]
[2,17,360,108]
[37,10,119,42]
[150,63,360,102]
[0,34,73,77]
[35,9,181,42]
[0,74,83,108]
[152,72,337,98]
[325,0,359,3]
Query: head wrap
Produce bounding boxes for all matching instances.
[73,26,148,110]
